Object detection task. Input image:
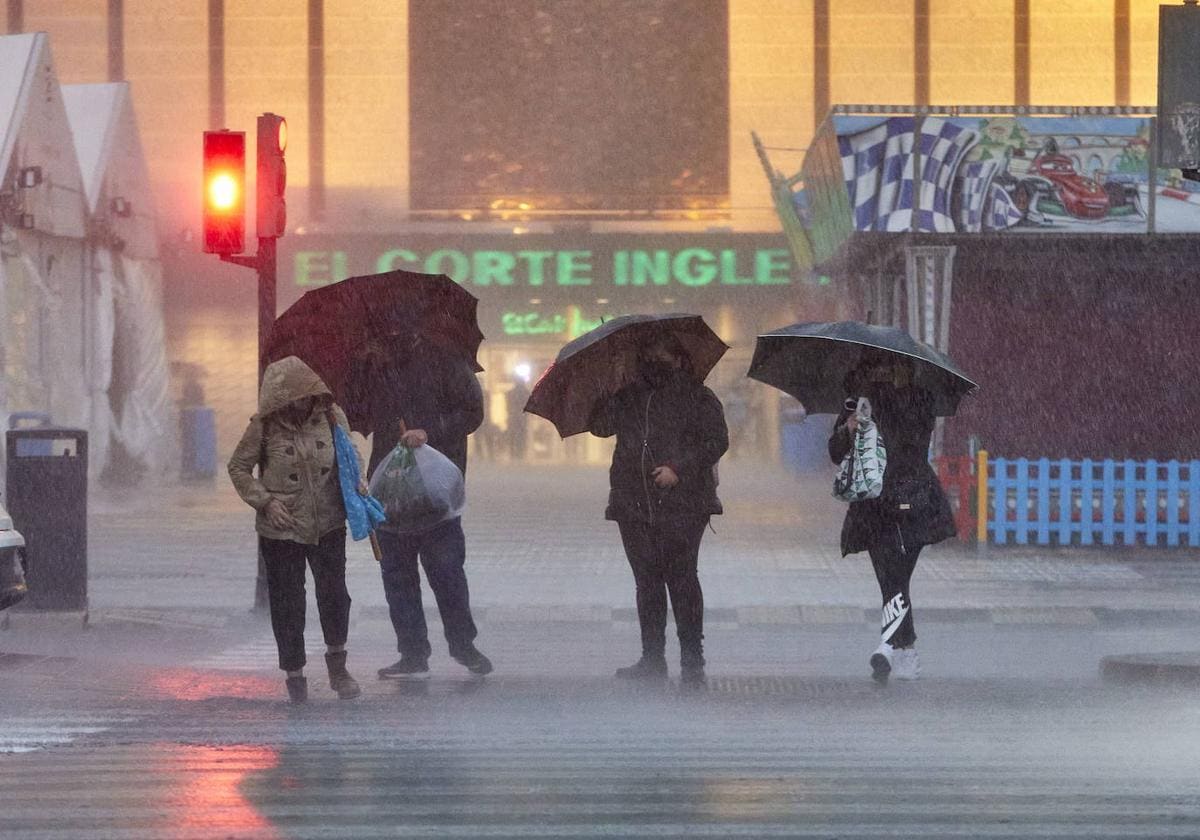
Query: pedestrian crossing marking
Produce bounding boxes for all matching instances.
[0,714,134,754]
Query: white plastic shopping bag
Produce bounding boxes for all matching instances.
[368,444,466,534]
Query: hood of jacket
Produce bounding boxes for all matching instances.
[258,356,332,418]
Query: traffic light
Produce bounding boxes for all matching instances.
[202,130,245,254]
[257,113,287,239]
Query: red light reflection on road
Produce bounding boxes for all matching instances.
[154,744,279,838]
[147,668,278,701]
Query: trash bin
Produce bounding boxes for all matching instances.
[5,428,87,611]
[179,406,217,480]
[780,413,836,474]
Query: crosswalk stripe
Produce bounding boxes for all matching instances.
[0,714,134,754]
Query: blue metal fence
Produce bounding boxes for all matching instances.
[989,458,1200,547]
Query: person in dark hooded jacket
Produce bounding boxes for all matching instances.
[589,336,728,686]
[828,351,955,683]
[363,338,493,680]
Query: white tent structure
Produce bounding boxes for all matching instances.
[0,33,90,488]
[1,33,168,487]
[63,82,169,483]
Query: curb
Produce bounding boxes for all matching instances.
[363,605,1200,628]
[10,605,1200,630]
[1100,652,1200,686]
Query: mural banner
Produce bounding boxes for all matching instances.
[769,111,1200,266]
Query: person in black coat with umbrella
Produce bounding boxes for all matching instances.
[828,350,955,683]
[589,335,729,686]
[363,337,493,680]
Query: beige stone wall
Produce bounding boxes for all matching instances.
[1029,0,1114,105]
[729,0,813,231]
[325,1,409,218]
[1130,0,1161,106]
[124,1,208,226]
[929,2,1014,104]
[21,0,107,81]
[829,0,915,106]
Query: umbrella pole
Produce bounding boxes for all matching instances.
[369,531,383,563]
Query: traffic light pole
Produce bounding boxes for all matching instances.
[221,236,277,612]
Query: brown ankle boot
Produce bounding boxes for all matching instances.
[325,651,361,699]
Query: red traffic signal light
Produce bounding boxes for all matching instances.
[257,113,287,239]
[202,130,245,254]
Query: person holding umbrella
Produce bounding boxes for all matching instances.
[829,350,956,681]
[364,335,494,680]
[526,315,728,687]
[227,356,363,703]
[592,334,728,686]
[748,322,973,684]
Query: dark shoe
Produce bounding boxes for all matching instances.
[378,655,430,680]
[680,649,706,688]
[286,676,308,703]
[450,643,494,676]
[325,651,362,699]
[615,654,668,681]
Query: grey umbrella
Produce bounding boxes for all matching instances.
[747,321,977,416]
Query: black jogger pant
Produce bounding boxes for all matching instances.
[260,528,352,672]
[867,537,922,649]
[617,517,708,661]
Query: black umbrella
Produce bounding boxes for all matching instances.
[266,269,484,433]
[747,321,977,416]
[525,313,728,438]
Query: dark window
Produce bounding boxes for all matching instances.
[409,0,729,216]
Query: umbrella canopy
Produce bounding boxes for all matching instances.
[525,313,728,438]
[265,269,484,432]
[747,321,977,416]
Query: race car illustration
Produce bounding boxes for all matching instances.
[995,147,1144,223]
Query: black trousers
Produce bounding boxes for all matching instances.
[260,528,352,672]
[617,517,707,660]
[867,537,922,648]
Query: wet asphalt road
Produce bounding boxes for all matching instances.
[3,620,1199,839]
[4,462,1200,837]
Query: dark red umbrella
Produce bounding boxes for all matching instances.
[265,269,484,432]
[524,313,728,438]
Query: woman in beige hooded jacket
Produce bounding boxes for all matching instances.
[228,356,362,703]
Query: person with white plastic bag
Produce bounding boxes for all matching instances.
[829,351,955,684]
[364,339,493,679]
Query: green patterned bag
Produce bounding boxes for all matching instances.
[833,399,887,503]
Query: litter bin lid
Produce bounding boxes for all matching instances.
[6,428,88,459]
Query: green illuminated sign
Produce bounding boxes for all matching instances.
[295,246,792,289]
[501,305,610,339]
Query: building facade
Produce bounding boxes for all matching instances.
[3,1,1174,464]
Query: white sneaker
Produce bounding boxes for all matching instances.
[869,642,894,682]
[892,648,921,681]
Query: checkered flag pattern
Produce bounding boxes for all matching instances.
[838,117,980,233]
[957,159,998,232]
[985,183,1024,230]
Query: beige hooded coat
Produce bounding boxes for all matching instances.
[228,356,362,545]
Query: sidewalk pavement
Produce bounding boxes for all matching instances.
[71,460,1200,628]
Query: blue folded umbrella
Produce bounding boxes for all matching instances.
[330,421,386,541]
